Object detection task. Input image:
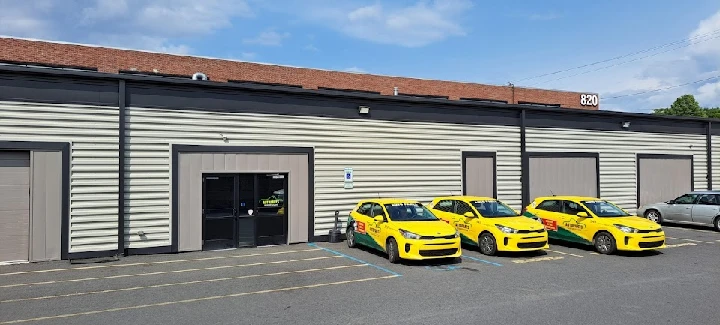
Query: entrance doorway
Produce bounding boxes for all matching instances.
[202,173,288,250]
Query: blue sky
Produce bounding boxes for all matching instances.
[2,0,720,113]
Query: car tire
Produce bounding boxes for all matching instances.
[478,233,498,256]
[387,238,401,264]
[644,209,663,224]
[593,232,617,255]
[346,226,357,248]
[713,216,720,232]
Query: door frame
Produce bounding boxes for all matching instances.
[171,145,314,253]
[461,151,497,198]
[201,173,240,250]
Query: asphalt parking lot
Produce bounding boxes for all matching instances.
[1,223,719,325]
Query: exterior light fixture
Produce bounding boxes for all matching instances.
[621,121,631,128]
[358,106,370,114]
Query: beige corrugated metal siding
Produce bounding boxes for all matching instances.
[0,101,119,254]
[124,106,521,246]
[527,127,707,214]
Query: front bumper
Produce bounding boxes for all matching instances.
[397,237,462,260]
[615,231,666,251]
[497,232,549,252]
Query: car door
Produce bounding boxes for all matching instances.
[350,202,375,248]
[531,199,563,235]
[664,193,697,222]
[430,199,458,225]
[561,200,600,244]
[453,200,479,243]
[368,203,389,249]
[690,194,720,225]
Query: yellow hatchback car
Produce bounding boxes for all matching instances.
[428,196,549,256]
[346,198,462,263]
[523,196,666,254]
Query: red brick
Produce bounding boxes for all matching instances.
[0,37,599,110]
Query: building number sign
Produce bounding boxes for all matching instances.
[580,94,599,107]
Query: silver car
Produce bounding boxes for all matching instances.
[637,191,720,231]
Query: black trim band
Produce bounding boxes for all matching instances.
[118,80,126,256]
[126,246,173,256]
[708,122,713,191]
[461,151,498,198]
[67,250,118,260]
[171,145,315,252]
[0,141,71,260]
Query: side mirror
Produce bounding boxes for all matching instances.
[463,212,475,218]
[576,211,589,218]
[373,215,385,223]
[667,200,675,204]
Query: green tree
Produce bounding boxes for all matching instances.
[652,94,707,117]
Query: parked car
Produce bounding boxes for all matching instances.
[427,196,548,256]
[345,198,462,263]
[637,191,720,231]
[523,196,666,254]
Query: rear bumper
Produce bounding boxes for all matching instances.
[397,237,462,260]
[616,232,666,251]
[498,232,549,251]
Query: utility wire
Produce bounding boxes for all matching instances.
[601,74,720,101]
[528,32,720,87]
[515,28,720,83]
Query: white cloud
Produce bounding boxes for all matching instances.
[240,52,257,60]
[0,0,253,54]
[294,0,473,47]
[344,67,366,73]
[304,44,319,52]
[243,30,290,46]
[697,80,720,105]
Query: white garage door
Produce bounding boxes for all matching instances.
[529,156,598,200]
[638,156,692,207]
[464,155,495,197]
[0,151,30,263]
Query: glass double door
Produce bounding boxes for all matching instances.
[202,173,288,250]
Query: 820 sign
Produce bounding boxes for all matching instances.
[580,94,599,106]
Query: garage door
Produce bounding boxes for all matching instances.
[463,154,495,197]
[0,151,30,263]
[528,155,598,200]
[638,155,692,207]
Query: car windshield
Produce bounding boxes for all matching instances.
[581,200,630,217]
[383,203,439,221]
[470,200,518,218]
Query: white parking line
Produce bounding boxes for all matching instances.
[665,243,697,248]
[548,250,584,258]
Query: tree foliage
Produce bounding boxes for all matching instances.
[652,94,720,118]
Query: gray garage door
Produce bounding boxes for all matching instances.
[638,156,692,207]
[178,152,310,252]
[0,151,30,263]
[529,156,598,200]
[464,156,495,197]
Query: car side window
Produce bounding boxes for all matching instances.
[370,203,386,218]
[455,201,476,216]
[434,200,455,212]
[356,202,372,216]
[697,194,720,205]
[536,200,561,212]
[674,194,697,204]
[562,200,588,215]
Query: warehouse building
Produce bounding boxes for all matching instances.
[0,37,716,263]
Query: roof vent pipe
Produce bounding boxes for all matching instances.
[192,72,208,81]
[393,87,398,95]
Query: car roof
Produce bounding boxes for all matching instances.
[687,191,720,195]
[363,198,420,205]
[533,195,601,201]
[432,195,497,201]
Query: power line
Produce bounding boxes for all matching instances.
[515,28,720,83]
[601,74,720,101]
[528,32,720,87]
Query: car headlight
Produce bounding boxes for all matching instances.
[614,224,638,233]
[495,225,518,234]
[399,229,420,239]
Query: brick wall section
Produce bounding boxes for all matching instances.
[0,37,599,109]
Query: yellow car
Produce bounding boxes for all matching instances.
[523,196,666,254]
[428,196,549,256]
[346,198,462,263]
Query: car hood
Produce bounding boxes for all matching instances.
[486,216,544,230]
[391,220,457,236]
[600,216,662,230]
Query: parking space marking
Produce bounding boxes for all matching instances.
[0,256,342,288]
[663,226,717,234]
[665,243,697,248]
[0,274,400,324]
[548,250,584,258]
[680,238,703,243]
[461,255,502,267]
[512,256,564,264]
[0,248,324,277]
[0,264,368,304]
[307,243,402,276]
